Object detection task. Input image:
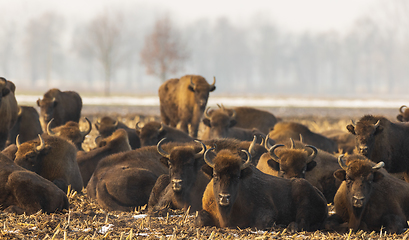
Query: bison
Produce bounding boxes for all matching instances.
[0,77,18,150]
[158,74,216,138]
[201,107,265,141]
[94,116,141,149]
[397,105,409,122]
[196,148,328,230]
[257,137,341,203]
[268,121,338,153]
[325,154,409,233]
[46,118,92,151]
[7,106,43,147]
[136,121,194,147]
[36,88,82,130]
[0,152,69,215]
[346,115,409,181]
[77,128,132,186]
[320,129,355,154]
[14,134,83,193]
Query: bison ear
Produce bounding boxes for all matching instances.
[209,85,216,92]
[36,99,41,107]
[306,160,317,171]
[346,124,356,135]
[159,157,169,167]
[202,118,211,127]
[397,115,404,122]
[229,119,237,128]
[94,123,100,131]
[240,167,252,179]
[201,164,213,178]
[267,159,280,171]
[2,87,10,97]
[372,171,384,182]
[333,169,346,181]
[188,85,195,92]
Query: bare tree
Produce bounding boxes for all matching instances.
[140,15,188,82]
[74,10,127,96]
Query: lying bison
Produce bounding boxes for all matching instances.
[346,115,409,181]
[46,118,91,151]
[0,152,68,215]
[14,134,83,193]
[196,148,328,230]
[325,154,409,233]
[136,121,194,147]
[37,88,82,130]
[7,106,43,146]
[158,75,216,138]
[95,116,140,149]
[0,77,18,150]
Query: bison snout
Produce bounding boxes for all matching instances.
[353,195,365,208]
[172,179,183,192]
[218,193,231,206]
[198,99,207,108]
[359,146,368,155]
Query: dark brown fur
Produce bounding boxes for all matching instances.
[77,129,132,186]
[268,122,338,153]
[37,88,82,130]
[46,118,91,151]
[320,129,355,154]
[137,121,194,147]
[7,106,43,146]
[14,134,83,193]
[0,152,68,215]
[197,149,328,230]
[326,154,409,233]
[95,116,141,149]
[158,74,216,138]
[346,115,409,181]
[0,78,18,150]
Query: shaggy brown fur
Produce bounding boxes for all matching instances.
[320,129,355,154]
[14,134,83,193]
[7,106,43,146]
[158,74,216,138]
[95,116,141,149]
[0,78,18,150]
[326,154,409,233]
[37,88,82,130]
[46,118,91,151]
[137,121,194,147]
[197,149,328,230]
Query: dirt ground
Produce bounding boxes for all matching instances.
[0,105,406,239]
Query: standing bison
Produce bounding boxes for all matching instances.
[158,75,216,138]
[0,77,18,150]
[37,88,82,130]
[7,106,43,146]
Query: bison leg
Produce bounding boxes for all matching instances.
[148,174,171,214]
[324,214,349,233]
[177,121,189,135]
[195,209,216,227]
[381,214,407,234]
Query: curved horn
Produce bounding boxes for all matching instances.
[217,104,222,109]
[220,103,226,112]
[158,123,165,133]
[337,154,348,170]
[373,161,385,170]
[299,134,303,143]
[135,121,142,130]
[17,106,23,117]
[305,145,318,163]
[194,140,207,159]
[204,107,212,119]
[157,138,170,158]
[36,134,45,152]
[230,109,236,119]
[374,120,381,129]
[211,76,216,87]
[400,105,407,114]
[240,150,252,170]
[16,134,21,149]
[204,148,216,168]
[350,119,356,127]
[289,138,295,149]
[264,135,273,150]
[81,117,92,137]
[113,120,119,128]
[190,76,195,90]
[46,119,56,136]
[269,144,285,163]
[248,135,257,157]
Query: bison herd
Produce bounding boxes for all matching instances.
[2,74,409,234]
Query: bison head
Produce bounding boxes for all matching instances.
[267,138,318,179]
[47,118,92,150]
[188,76,216,109]
[202,107,237,139]
[14,134,51,174]
[333,154,384,230]
[138,121,167,147]
[157,138,206,193]
[346,116,383,157]
[397,105,409,122]
[37,97,57,123]
[0,77,11,101]
[94,116,119,138]
[202,148,252,212]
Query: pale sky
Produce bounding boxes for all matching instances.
[0,0,378,33]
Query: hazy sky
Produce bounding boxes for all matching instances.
[0,0,377,33]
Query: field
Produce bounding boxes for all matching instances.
[1,105,406,239]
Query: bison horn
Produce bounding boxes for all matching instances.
[240,150,252,170]
[113,120,119,128]
[337,154,348,170]
[190,76,195,90]
[17,106,23,117]
[220,103,226,112]
[248,135,257,157]
[16,134,21,149]
[305,145,318,163]
[299,134,304,143]
[211,76,216,87]
[374,120,381,129]
[290,138,295,149]
[350,120,356,127]
[230,109,236,119]
[36,134,45,152]
[81,117,92,137]
[204,107,211,119]
[400,105,407,114]
[158,123,165,133]
[204,148,216,168]
[157,138,170,159]
[264,135,273,150]
[217,103,222,109]
[47,118,56,136]
[194,140,207,159]
[373,161,385,170]
[135,121,142,130]
[269,144,285,163]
